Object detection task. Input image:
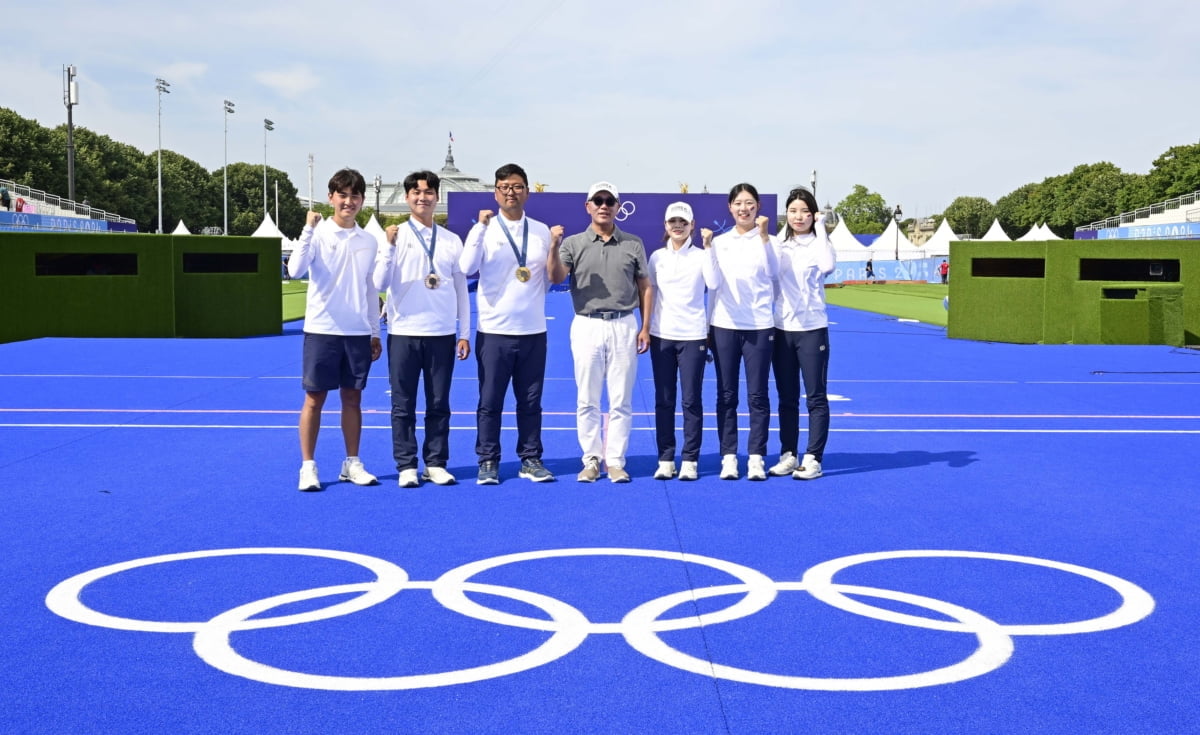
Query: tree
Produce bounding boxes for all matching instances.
[0,107,58,187]
[1145,142,1200,201]
[994,183,1039,235]
[70,127,156,227]
[835,184,889,235]
[942,196,995,239]
[218,163,305,237]
[159,150,220,232]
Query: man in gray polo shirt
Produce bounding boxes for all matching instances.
[547,181,652,483]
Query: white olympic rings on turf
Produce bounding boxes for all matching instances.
[44,547,1155,692]
[615,199,636,221]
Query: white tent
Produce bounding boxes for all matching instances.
[923,218,959,258]
[866,219,924,260]
[979,218,1012,242]
[1016,224,1044,241]
[829,218,871,262]
[171,220,191,235]
[363,214,388,248]
[252,213,297,252]
[1038,223,1062,240]
[252,213,284,238]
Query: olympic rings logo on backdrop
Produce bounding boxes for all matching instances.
[45,547,1154,692]
[615,200,636,222]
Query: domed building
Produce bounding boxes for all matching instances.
[376,142,490,217]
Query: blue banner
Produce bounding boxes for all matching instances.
[0,211,128,233]
[1095,221,1200,240]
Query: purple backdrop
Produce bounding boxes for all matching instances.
[446,191,778,257]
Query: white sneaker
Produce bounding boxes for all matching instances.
[747,454,766,481]
[298,463,321,492]
[793,453,823,480]
[422,466,456,485]
[678,461,698,481]
[339,457,378,485]
[654,461,676,480]
[398,468,420,488]
[720,454,738,480]
[769,451,797,476]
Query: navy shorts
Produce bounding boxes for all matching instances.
[301,333,373,392]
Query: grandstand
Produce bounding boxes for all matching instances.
[1075,187,1200,240]
[0,177,136,232]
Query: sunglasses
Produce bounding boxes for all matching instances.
[591,195,618,207]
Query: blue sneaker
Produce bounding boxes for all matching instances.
[518,458,555,482]
[477,461,500,485]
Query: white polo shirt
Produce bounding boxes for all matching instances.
[372,221,469,339]
[460,214,551,336]
[774,227,837,332]
[709,228,779,330]
[648,240,721,341]
[288,218,380,338]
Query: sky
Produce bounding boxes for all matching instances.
[3,0,1198,218]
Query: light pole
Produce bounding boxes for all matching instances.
[63,65,79,204]
[307,154,314,210]
[263,119,274,219]
[155,77,170,233]
[373,174,382,219]
[223,100,235,235]
[893,204,903,261]
[810,169,817,200]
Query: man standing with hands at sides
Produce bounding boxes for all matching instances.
[547,181,652,483]
[373,170,470,488]
[460,163,555,485]
[288,168,382,492]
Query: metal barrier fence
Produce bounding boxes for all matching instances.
[0,177,135,224]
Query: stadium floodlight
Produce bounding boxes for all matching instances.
[263,119,274,219]
[155,78,171,234]
[223,100,235,235]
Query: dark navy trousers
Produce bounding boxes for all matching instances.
[648,336,708,462]
[474,331,547,464]
[387,333,456,471]
[772,327,830,461]
[711,326,774,456]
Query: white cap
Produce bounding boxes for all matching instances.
[586,181,620,201]
[664,202,693,221]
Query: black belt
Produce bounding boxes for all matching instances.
[582,310,633,320]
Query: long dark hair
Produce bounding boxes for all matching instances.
[781,187,819,240]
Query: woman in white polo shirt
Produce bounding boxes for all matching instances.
[647,202,721,481]
[709,183,779,480]
[769,187,836,481]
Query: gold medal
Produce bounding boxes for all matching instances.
[424,273,441,289]
[515,266,531,282]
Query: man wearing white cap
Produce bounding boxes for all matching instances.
[547,181,652,483]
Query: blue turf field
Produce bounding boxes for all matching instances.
[2,293,1198,734]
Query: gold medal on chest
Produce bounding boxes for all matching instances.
[515,266,531,282]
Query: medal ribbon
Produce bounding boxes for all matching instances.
[496,218,528,269]
[408,220,438,275]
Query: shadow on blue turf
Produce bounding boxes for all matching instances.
[822,449,978,476]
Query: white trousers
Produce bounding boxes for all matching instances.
[570,313,638,468]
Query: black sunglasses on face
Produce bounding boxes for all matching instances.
[591,195,618,207]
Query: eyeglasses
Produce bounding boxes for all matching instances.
[495,184,527,194]
[591,195,618,207]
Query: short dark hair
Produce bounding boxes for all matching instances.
[328,168,366,196]
[728,182,760,205]
[494,163,528,186]
[403,170,440,195]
